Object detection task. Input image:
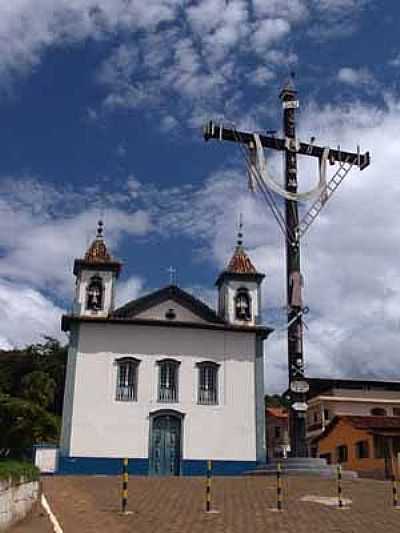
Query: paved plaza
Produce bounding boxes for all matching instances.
[11,475,400,532]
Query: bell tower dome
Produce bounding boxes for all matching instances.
[73,220,122,317]
[216,221,265,326]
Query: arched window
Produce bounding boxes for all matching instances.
[370,407,387,416]
[86,276,103,311]
[157,359,180,403]
[197,361,219,405]
[115,357,140,401]
[234,288,251,321]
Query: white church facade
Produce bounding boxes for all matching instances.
[59,222,272,475]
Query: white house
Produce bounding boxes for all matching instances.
[59,222,272,475]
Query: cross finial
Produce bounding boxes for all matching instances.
[237,213,243,247]
[96,219,104,239]
[167,266,177,285]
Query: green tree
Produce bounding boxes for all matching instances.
[0,395,59,458]
[265,393,290,409]
[21,371,56,409]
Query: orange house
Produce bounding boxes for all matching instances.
[314,416,400,479]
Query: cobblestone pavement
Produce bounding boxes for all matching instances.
[15,475,400,532]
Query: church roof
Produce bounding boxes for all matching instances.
[73,220,122,276]
[84,236,112,263]
[215,225,264,286]
[112,284,224,324]
[226,244,258,274]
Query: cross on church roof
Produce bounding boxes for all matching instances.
[167,266,177,285]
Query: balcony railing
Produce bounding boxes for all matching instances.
[198,389,218,405]
[159,387,177,403]
[307,422,323,432]
[116,385,136,401]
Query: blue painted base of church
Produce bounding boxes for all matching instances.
[57,456,257,476]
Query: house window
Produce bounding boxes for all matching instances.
[355,440,369,459]
[324,409,330,421]
[158,359,180,403]
[115,358,139,401]
[197,362,219,405]
[234,288,251,321]
[393,408,400,416]
[274,426,281,439]
[336,445,348,463]
[371,407,387,416]
[320,452,331,465]
[86,276,103,311]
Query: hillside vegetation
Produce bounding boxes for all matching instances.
[0,338,67,459]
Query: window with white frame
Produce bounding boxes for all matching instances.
[115,357,140,401]
[158,359,180,403]
[197,361,219,405]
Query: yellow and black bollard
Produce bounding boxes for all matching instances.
[337,464,343,508]
[276,462,283,511]
[206,460,212,512]
[392,475,398,508]
[122,458,128,514]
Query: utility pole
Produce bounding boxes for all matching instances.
[203,80,370,458]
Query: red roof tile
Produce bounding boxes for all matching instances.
[266,407,288,419]
[84,237,112,263]
[226,246,258,274]
[346,416,400,430]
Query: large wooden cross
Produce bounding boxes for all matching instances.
[203,81,370,457]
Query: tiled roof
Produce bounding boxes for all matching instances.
[84,237,112,263]
[266,407,288,419]
[313,415,400,443]
[226,245,258,274]
[73,221,122,276]
[346,416,400,430]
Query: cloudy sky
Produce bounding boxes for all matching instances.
[0,0,399,392]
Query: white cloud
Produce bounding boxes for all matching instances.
[0,178,153,297]
[252,0,309,23]
[0,0,180,86]
[389,53,400,68]
[115,275,145,307]
[0,280,66,349]
[337,66,375,87]
[314,0,369,10]
[249,66,276,87]
[252,18,291,54]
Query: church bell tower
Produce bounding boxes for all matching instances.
[216,223,265,326]
[73,221,122,317]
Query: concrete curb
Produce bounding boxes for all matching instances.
[41,494,63,533]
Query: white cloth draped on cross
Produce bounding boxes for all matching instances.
[247,133,330,203]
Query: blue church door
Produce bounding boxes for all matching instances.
[150,414,181,476]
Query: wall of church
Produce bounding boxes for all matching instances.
[65,322,258,464]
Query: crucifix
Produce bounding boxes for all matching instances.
[203,79,370,458]
[167,266,177,285]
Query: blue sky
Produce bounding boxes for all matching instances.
[1,0,400,391]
